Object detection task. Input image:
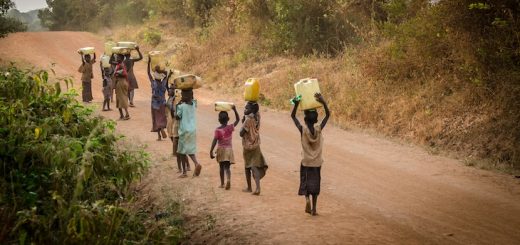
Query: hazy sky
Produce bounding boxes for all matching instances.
[13,0,48,12]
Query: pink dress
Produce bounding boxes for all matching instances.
[214,124,235,163]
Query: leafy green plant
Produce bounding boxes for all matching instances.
[143,27,162,46]
[0,65,182,244]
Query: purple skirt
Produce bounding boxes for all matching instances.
[151,104,167,132]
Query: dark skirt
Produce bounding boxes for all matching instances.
[82,80,93,102]
[151,104,167,132]
[298,165,321,196]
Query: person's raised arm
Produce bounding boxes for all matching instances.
[291,98,303,134]
[99,61,103,78]
[92,53,97,63]
[80,54,85,64]
[210,138,217,159]
[132,46,143,62]
[232,105,240,127]
[146,57,153,82]
[316,93,330,130]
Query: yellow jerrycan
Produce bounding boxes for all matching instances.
[294,78,322,111]
[112,47,131,55]
[100,55,111,68]
[244,78,260,102]
[77,47,95,55]
[104,41,116,55]
[174,74,203,90]
[149,51,166,71]
[116,41,138,49]
[214,101,235,111]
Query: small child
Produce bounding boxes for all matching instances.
[176,89,201,177]
[147,59,172,141]
[78,53,96,103]
[210,105,240,190]
[166,85,192,173]
[290,93,330,216]
[100,63,113,111]
[240,102,268,195]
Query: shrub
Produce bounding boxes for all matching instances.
[143,27,162,46]
[0,66,182,244]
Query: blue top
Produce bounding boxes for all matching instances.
[151,78,167,109]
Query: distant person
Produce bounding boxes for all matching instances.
[240,102,268,195]
[147,58,171,140]
[290,93,330,216]
[176,89,202,177]
[123,47,143,107]
[99,62,113,111]
[78,53,96,103]
[210,105,240,190]
[110,54,130,120]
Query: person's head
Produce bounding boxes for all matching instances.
[181,89,193,103]
[84,54,91,62]
[218,111,230,125]
[168,87,175,97]
[124,53,131,58]
[244,101,259,116]
[304,109,318,125]
[103,67,111,75]
[116,54,124,63]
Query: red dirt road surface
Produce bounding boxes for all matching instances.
[1,32,520,244]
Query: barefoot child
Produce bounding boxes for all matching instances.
[147,58,172,140]
[176,89,201,177]
[240,102,268,195]
[290,93,330,216]
[166,86,184,173]
[100,62,113,111]
[78,53,96,103]
[210,105,240,190]
[124,46,143,107]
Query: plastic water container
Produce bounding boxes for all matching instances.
[100,55,111,68]
[149,51,166,71]
[244,78,260,101]
[78,47,95,55]
[104,41,116,55]
[117,41,138,49]
[294,78,322,111]
[174,74,203,90]
[112,47,131,55]
[215,101,234,111]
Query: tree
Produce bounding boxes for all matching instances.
[0,0,27,37]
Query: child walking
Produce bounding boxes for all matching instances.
[290,93,330,216]
[240,102,268,195]
[100,62,113,111]
[176,89,201,177]
[110,54,130,120]
[147,58,172,140]
[78,53,96,103]
[210,105,240,190]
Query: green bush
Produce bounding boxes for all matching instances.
[143,27,162,46]
[0,66,182,244]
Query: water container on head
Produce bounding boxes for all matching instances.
[78,47,95,55]
[104,41,116,55]
[244,78,260,102]
[117,41,138,49]
[294,78,322,111]
[112,47,131,55]
[215,101,234,112]
[149,51,166,71]
[174,74,203,90]
[101,55,111,68]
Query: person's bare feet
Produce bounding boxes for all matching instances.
[179,173,187,178]
[252,189,260,195]
[311,209,317,216]
[242,188,252,193]
[219,185,224,188]
[305,201,311,214]
[225,181,230,190]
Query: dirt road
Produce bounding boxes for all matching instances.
[1,32,520,244]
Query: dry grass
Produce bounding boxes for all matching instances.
[108,19,520,174]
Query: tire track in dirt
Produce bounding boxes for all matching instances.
[1,32,520,245]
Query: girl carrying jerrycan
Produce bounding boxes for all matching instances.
[291,78,330,216]
[241,78,268,195]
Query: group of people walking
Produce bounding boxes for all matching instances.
[77,47,331,216]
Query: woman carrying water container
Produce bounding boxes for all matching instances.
[290,78,330,216]
[77,48,96,103]
[147,57,172,140]
[122,44,143,107]
[110,52,131,120]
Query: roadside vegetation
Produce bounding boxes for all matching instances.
[0,65,183,244]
